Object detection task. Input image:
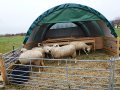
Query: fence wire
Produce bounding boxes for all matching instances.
[3,50,120,90]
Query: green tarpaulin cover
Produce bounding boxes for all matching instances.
[23,3,117,44]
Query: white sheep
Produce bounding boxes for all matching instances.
[49,44,76,65]
[70,41,91,55]
[19,48,45,72]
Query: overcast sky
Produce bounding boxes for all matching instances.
[0,0,120,34]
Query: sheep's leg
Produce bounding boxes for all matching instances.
[39,62,41,72]
[46,54,50,58]
[33,60,40,72]
[75,58,77,63]
[83,49,88,55]
[52,57,59,65]
[69,57,71,63]
[58,60,60,65]
[58,58,62,65]
[78,50,81,55]
[72,52,77,63]
[41,60,45,66]
[38,60,45,72]
[57,57,59,65]
[39,60,45,71]
[52,57,60,66]
[46,53,48,58]
[34,60,43,72]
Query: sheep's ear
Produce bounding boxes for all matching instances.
[16,60,21,64]
[56,45,59,47]
[38,43,43,47]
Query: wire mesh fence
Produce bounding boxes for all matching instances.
[2,50,120,90]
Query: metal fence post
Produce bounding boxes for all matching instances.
[109,58,115,90]
[65,59,71,90]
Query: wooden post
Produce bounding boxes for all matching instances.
[0,53,8,84]
[117,37,120,56]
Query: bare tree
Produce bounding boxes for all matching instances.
[113,17,120,28]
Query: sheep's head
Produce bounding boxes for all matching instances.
[43,46,52,53]
[38,43,43,47]
[53,44,59,47]
[86,46,91,53]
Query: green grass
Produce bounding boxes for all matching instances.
[115,28,120,37]
[0,36,24,54]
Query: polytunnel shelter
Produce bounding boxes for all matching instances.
[23,3,117,49]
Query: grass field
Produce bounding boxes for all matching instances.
[115,28,120,36]
[0,36,24,53]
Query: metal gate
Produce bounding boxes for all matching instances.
[1,50,120,90]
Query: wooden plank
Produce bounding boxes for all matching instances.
[112,44,120,47]
[104,37,117,41]
[44,37,75,42]
[0,75,3,81]
[43,37,95,43]
[43,42,69,46]
[43,40,95,45]
[70,40,95,43]
[104,47,118,53]
[70,38,95,41]
[0,53,8,84]
[117,37,120,56]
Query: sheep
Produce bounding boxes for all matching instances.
[70,41,91,55]
[48,44,77,65]
[19,48,45,72]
